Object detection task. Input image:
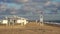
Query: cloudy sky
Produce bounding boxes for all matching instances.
[0,0,60,20]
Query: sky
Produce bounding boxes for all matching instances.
[0,0,60,20]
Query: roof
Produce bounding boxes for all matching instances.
[4,15,28,20]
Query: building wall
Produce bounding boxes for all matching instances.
[2,20,8,24]
[16,19,28,25]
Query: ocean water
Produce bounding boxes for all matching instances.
[44,20,60,23]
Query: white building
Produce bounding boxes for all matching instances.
[2,20,8,24]
[1,16,28,25]
[16,18,28,25]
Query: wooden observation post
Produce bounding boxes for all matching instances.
[40,11,44,25]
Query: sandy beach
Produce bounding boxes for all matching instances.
[0,22,60,34]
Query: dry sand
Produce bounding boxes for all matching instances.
[0,22,60,34]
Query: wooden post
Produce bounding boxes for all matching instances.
[36,20,38,23]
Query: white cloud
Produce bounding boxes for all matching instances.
[45,1,51,6]
[14,0,29,3]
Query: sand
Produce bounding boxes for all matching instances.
[0,22,60,34]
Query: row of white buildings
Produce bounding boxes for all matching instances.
[0,16,28,26]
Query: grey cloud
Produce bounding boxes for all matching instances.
[0,0,60,19]
[1,0,52,4]
[1,0,29,4]
[0,0,60,15]
[0,3,7,13]
[44,2,60,13]
[0,3,20,15]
